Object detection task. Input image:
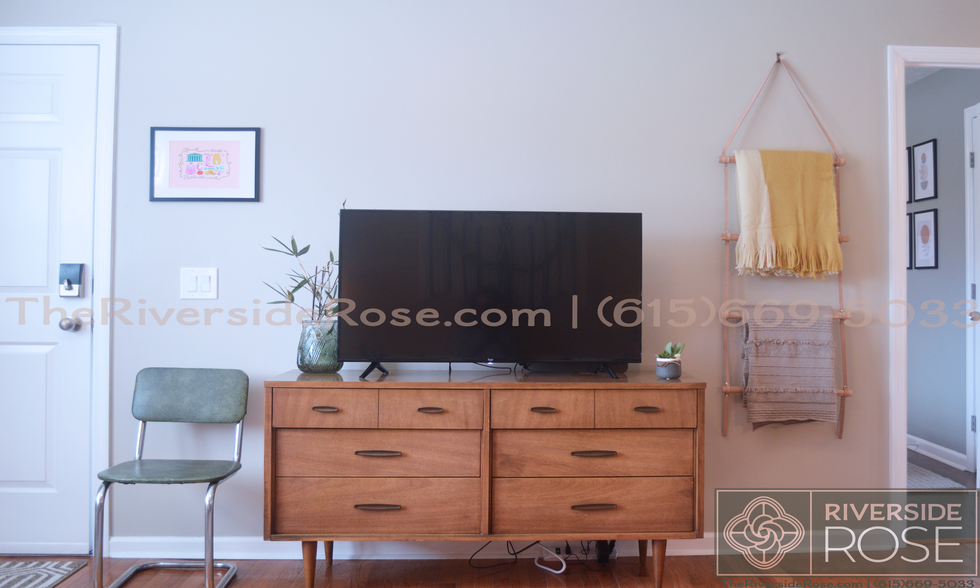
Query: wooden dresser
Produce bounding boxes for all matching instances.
[264,370,705,588]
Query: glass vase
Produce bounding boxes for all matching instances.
[297,318,343,373]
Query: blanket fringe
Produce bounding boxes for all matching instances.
[744,339,835,347]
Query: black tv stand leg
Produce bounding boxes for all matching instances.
[592,363,619,379]
[359,362,389,380]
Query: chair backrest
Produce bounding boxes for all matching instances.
[132,368,248,424]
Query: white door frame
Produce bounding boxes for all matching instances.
[888,46,980,489]
[0,26,117,547]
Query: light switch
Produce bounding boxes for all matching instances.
[180,268,218,300]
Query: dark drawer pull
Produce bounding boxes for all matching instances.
[417,407,444,414]
[312,406,339,413]
[354,504,401,511]
[634,406,660,413]
[354,450,403,457]
[530,406,557,413]
[571,503,618,511]
[571,450,618,458]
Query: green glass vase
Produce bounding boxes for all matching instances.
[297,318,343,373]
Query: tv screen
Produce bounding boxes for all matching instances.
[337,210,642,365]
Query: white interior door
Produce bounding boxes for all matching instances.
[971,105,980,477]
[0,43,100,554]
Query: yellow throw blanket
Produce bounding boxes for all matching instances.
[734,150,842,279]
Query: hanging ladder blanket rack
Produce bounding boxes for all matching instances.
[719,54,853,439]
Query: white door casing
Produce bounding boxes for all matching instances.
[0,27,116,554]
[888,46,980,489]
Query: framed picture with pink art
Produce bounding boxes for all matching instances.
[150,127,260,202]
[912,208,938,269]
[911,139,937,202]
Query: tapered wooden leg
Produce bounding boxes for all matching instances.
[323,540,334,568]
[651,539,667,588]
[302,541,317,588]
[637,539,650,577]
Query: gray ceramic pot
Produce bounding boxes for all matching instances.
[656,360,681,379]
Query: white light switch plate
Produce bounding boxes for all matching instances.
[180,268,218,300]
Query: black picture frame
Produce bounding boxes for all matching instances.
[150,127,260,202]
[912,208,938,269]
[907,212,913,270]
[907,146,913,203]
[911,139,937,202]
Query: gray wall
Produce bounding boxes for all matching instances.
[4,0,980,555]
[907,69,980,454]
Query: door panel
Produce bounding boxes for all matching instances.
[0,153,57,286]
[0,74,63,122]
[0,345,52,482]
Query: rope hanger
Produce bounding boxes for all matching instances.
[720,53,844,166]
[718,53,852,439]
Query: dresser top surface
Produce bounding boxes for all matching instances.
[265,369,705,389]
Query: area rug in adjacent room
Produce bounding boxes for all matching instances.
[907,463,966,489]
[0,561,86,588]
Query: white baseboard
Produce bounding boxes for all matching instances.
[908,434,970,470]
[108,534,717,560]
[0,542,88,555]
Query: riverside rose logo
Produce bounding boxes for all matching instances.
[723,496,805,570]
[717,490,978,577]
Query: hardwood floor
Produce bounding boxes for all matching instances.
[11,555,980,588]
[0,555,694,587]
[7,554,977,588]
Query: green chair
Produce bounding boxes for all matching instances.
[94,367,249,588]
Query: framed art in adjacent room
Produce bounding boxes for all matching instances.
[911,139,937,202]
[912,208,938,269]
[150,127,260,202]
[907,212,913,270]
[907,146,913,203]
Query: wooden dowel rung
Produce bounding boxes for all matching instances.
[722,394,729,437]
[724,385,852,397]
[718,155,845,167]
[723,310,852,320]
[722,232,849,243]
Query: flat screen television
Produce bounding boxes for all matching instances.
[337,209,642,372]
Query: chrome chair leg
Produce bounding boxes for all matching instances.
[104,561,238,588]
[92,479,238,588]
[93,482,111,588]
[205,482,218,588]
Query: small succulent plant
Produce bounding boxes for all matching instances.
[657,342,684,360]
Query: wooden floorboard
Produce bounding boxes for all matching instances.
[3,554,980,587]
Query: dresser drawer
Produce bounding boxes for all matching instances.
[379,389,483,429]
[594,389,698,428]
[491,477,694,534]
[275,477,482,535]
[272,388,378,428]
[492,429,693,477]
[276,429,481,477]
[491,389,594,429]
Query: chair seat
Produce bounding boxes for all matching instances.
[98,459,242,484]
